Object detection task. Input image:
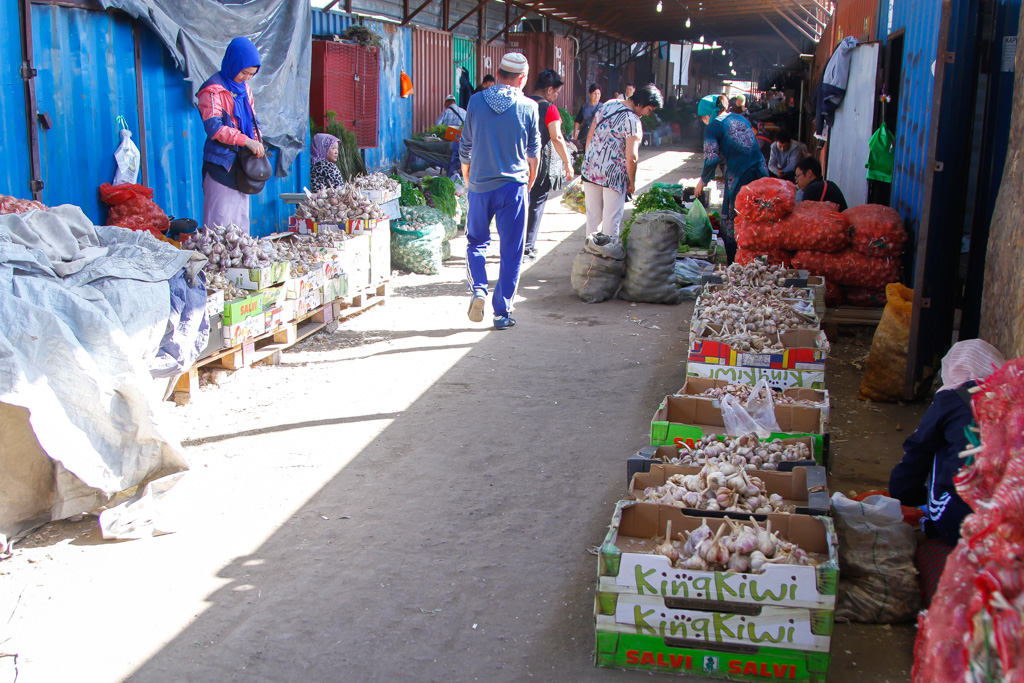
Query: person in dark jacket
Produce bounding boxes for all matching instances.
[573,84,602,150]
[473,74,496,94]
[794,157,848,210]
[889,339,1005,545]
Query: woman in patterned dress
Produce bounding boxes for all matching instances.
[693,94,768,263]
[580,84,664,240]
[309,133,343,192]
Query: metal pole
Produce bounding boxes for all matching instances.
[132,21,149,187]
[19,0,43,199]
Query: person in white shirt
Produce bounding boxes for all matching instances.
[436,95,467,128]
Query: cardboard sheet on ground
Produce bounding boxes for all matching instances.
[0,206,204,539]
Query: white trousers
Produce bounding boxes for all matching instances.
[583,181,626,239]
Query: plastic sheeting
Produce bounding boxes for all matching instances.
[0,206,203,538]
[98,0,312,175]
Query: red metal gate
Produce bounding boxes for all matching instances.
[310,40,380,149]
[412,26,453,134]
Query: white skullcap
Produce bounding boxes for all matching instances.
[499,52,529,74]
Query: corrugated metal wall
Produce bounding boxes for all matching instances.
[412,26,453,133]
[363,20,413,171]
[836,0,879,42]
[17,4,305,237]
[454,35,477,101]
[0,1,31,199]
[887,0,943,258]
[478,40,506,81]
[311,6,356,37]
[31,5,140,220]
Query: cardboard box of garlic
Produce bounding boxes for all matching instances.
[595,591,834,652]
[595,629,831,680]
[677,378,831,427]
[650,398,826,463]
[629,464,829,517]
[597,501,838,608]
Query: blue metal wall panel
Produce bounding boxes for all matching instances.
[0,2,30,199]
[363,21,413,172]
[885,0,943,281]
[31,5,140,221]
[312,8,356,37]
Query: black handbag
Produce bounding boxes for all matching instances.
[236,134,272,195]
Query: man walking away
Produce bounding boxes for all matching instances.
[459,53,540,330]
[524,68,575,260]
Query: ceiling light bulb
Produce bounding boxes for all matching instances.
[656,1,662,11]
[722,49,726,55]
[731,69,736,75]
[699,35,704,43]
[729,61,733,67]
[686,18,691,27]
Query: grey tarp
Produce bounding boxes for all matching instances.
[98,0,312,175]
[0,206,205,539]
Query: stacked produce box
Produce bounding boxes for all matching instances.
[686,261,828,390]
[732,178,907,308]
[596,260,838,681]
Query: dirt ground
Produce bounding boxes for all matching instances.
[0,145,927,683]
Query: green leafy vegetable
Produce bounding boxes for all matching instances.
[422,175,457,218]
[311,112,365,180]
[624,187,679,228]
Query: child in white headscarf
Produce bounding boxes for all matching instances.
[889,339,1005,544]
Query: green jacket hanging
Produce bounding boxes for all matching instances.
[866,123,896,183]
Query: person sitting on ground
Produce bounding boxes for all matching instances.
[889,339,1005,604]
[768,129,805,181]
[794,157,848,210]
[473,74,496,94]
[309,133,343,192]
[436,95,467,129]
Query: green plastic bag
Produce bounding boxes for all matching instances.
[866,123,895,183]
[684,199,713,249]
[391,222,444,275]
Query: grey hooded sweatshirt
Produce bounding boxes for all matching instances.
[458,84,541,193]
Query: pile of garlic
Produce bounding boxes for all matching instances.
[351,172,400,196]
[297,184,385,224]
[659,433,813,471]
[640,462,788,514]
[655,517,816,573]
[183,224,273,272]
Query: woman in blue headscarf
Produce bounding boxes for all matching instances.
[690,94,767,263]
[197,37,265,234]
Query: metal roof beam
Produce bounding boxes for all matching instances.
[447,0,487,32]
[759,13,800,53]
[401,0,434,26]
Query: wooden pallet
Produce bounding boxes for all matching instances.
[171,280,389,404]
[822,306,884,340]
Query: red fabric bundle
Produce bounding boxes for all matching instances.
[844,204,908,258]
[791,248,901,289]
[842,286,888,308]
[734,177,797,221]
[824,280,843,308]
[735,201,850,253]
[735,247,794,267]
[0,193,47,215]
[99,182,170,234]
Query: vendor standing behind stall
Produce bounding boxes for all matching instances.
[309,133,343,192]
[692,94,768,263]
[197,37,265,234]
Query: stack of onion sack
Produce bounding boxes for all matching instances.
[912,358,1024,682]
[0,193,47,215]
[99,182,170,237]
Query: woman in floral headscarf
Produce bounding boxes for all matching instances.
[309,133,343,192]
[197,36,264,234]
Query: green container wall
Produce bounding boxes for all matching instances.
[453,35,477,104]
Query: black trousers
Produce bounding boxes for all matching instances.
[525,182,550,252]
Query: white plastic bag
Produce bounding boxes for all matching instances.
[720,380,780,438]
[113,117,140,185]
[831,492,921,623]
[745,378,781,433]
